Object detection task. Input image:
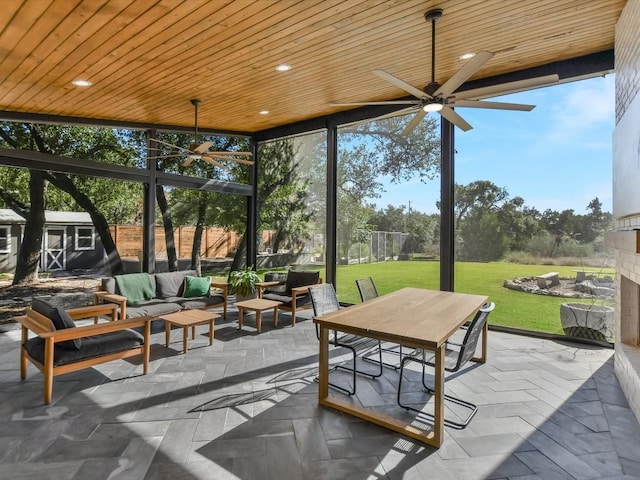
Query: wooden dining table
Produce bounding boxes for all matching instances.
[313,287,489,447]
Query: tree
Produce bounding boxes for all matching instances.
[0,122,141,282]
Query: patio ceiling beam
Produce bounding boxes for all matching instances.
[155,171,252,196]
[0,147,148,183]
[0,147,251,196]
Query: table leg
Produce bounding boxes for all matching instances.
[318,325,329,400]
[191,325,196,340]
[165,321,171,347]
[238,308,244,330]
[433,345,445,447]
[208,318,214,345]
[273,307,278,328]
[182,326,188,353]
[256,310,262,333]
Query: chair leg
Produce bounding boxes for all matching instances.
[364,343,404,370]
[397,355,478,430]
[317,342,384,396]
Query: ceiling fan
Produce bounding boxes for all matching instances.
[331,8,560,135]
[149,99,253,168]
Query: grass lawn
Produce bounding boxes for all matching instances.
[325,261,614,335]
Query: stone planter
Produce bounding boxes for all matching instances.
[560,302,614,342]
[234,291,258,304]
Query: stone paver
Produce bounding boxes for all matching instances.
[1,306,638,480]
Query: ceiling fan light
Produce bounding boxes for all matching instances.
[423,103,444,113]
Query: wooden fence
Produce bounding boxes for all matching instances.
[110,226,240,259]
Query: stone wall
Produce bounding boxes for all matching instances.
[613,0,640,423]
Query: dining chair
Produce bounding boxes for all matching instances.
[356,277,404,369]
[396,302,495,429]
[309,283,383,395]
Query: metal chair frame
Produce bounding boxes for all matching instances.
[310,283,383,396]
[356,277,404,370]
[397,302,495,429]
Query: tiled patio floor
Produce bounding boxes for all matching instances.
[0,306,639,480]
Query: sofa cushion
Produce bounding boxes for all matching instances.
[25,329,143,367]
[155,270,196,298]
[31,297,81,351]
[284,270,320,294]
[177,294,225,310]
[125,300,182,318]
[115,273,156,306]
[183,275,211,298]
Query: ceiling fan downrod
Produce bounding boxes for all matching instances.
[424,8,443,93]
[190,98,201,141]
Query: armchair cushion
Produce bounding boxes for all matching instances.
[261,292,311,308]
[263,272,288,294]
[31,297,81,351]
[115,273,155,306]
[25,329,144,367]
[124,299,182,319]
[183,275,211,298]
[284,270,320,294]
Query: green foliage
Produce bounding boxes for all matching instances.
[458,211,508,261]
[229,267,261,296]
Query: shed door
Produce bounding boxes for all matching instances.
[43,228,66,271]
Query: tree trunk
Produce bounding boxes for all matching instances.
[272,229,286,253]
[45,172,124,275]
[156,185,178,271]
[190,196,208,275]
[229,231,247,280]
[13,171,46,285]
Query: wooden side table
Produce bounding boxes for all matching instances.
[163,310,218,353]
[235,298,282,333]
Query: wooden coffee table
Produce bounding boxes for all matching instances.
[163,309,218,353]
[235,298,282,333]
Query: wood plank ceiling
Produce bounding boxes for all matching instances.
[0,0,626,134]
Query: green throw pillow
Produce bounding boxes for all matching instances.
[183,276,211,298]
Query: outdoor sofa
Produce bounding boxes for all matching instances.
[16,297,151,404]
[94,270,228,321]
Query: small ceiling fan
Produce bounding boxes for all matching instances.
[331,8,560,135]
[149,99,253,168]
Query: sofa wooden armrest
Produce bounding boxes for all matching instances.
[17,309,152,405]
[94,291,127,320]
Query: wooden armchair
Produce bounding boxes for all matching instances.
[16,299,151,404]
[257,270,322,326]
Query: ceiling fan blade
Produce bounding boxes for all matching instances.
[401,109,427,136]
[201,157,228,169]
[453,99,535,111]
[150,138,190,152]
[331,100,420,106]
[205,153,254,165]
[207,151,253,157]
[439,106,473,131]
[373,69,430,99]
[182,156,195,167]
[146,154,185,159]
[434,51,494,98]
[193,141,213,154]
[453,74,560,100]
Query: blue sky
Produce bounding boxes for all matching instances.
[378,74,615,215]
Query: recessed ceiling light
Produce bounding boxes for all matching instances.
[459,53,475,60]
[275,64,291,72]
[259,110,270,115]
[72,79,92,87]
